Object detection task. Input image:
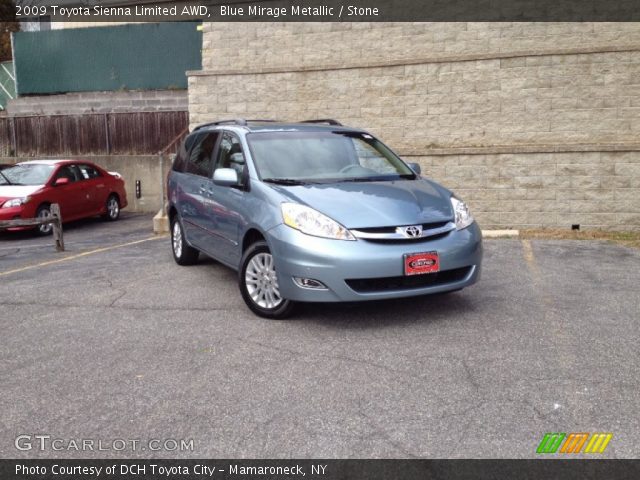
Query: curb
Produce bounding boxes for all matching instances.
[482,229,520,238]
[153,209,169,234]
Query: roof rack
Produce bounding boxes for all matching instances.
[193,119,286,131]
[299,119,343,126]
[193,119,248,131]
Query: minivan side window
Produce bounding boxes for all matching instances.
[186,132,220,178]
[172,133,202,173]
[215,132,246,177]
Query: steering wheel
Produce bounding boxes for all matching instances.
[339,164,363,174]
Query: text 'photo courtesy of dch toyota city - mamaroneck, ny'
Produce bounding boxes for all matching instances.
[1,0,640,479]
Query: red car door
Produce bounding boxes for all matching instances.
[77,163,105,214]
[49,165,87,220]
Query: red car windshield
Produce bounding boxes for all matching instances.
[0,164,55,186]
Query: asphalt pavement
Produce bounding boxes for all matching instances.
[1,214,638,458]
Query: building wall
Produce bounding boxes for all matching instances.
[188,22,640,230]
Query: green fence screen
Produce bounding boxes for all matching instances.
[13,22,202,95]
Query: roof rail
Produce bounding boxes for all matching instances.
[193,119,248,131]
[299,119,343,126]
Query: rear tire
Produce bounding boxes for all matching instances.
[239,241,295,319]
[103,194,120,221]
[35,205,53,236]
[171,215,199,265]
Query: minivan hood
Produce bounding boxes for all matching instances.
[273,179,453,228]
[0,184,43,202]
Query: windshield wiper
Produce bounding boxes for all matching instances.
[339,174,416,183]
[338,177,381,183]
[262,178,308,186]
[0,170,12,185]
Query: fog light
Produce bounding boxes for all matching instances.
[293,277,328,290]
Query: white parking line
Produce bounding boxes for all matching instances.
[0,235,167,277]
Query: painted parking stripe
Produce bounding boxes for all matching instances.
[560,433,589,453]
[585,433,613,454]
[0,235,166,277]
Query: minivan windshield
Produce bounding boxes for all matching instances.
[247,131,416,184]
[0,164,55,186]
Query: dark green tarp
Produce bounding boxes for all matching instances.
[13,22,201,95]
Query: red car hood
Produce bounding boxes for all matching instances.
[0,184,44,203]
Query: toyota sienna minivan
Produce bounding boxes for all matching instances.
[167,119,482,318]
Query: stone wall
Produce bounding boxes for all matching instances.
[188,22,640,230]
[201,22,640,74]
[415,150,640,230]
[6,90,187,117]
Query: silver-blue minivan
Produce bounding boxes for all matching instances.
[167,119,482,318]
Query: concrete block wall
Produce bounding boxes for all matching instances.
[414,151,640,230]
[189,53,640,151]
[188,22,640,230]
[6,90,188,117]
[87,155,172,213]
[201,22,640,74]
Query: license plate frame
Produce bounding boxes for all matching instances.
[404,251,440,276]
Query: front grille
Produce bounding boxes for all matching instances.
[354,221,449,234]
[362,231,450,244]
[345,266,471,293]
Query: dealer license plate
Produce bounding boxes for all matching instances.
[404,252,440,276]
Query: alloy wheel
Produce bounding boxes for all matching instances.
[172,221,183,258]
[37,208,52,234]
[244,252,283,309]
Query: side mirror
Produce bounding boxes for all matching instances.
[408,162,421,175]
[54,177,70,186]
[212,168,239,187]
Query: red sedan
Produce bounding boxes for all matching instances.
[0,160,128,235]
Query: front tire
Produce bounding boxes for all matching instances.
[171,216,199,265]
[239,241,295,319]
[35,205,53,236]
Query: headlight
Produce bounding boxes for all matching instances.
[451,196,474,230]
[281,203,355,241]
[1,196,30,209]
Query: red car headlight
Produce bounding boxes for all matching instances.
[1,196,31,208]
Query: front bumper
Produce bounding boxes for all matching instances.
[0,205,31,231]
[268,221,483,302]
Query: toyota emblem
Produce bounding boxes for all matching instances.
[397,225,423,238]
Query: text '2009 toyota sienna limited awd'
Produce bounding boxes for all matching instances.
[167,119,482,318]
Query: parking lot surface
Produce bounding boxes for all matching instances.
[1,214,639,458]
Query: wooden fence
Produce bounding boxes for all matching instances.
[0,203,64,251]
[0,111,188,157]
